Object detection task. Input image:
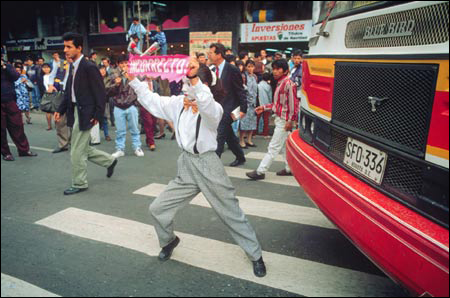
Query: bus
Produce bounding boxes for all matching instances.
[286,1,449,296]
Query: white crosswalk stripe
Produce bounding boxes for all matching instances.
[133,183,336,230]
[224,167,298,186]
[35,208,401,297]
[246,151,284,162]
[1,273,60,297]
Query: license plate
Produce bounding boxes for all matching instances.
[343,138,388,185]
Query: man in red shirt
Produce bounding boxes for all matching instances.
[246,59,299,180]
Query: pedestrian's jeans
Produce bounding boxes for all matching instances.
[160,44,168,55]
[31,83,40,109]
[114,105,141,151]
[257,116,291,174]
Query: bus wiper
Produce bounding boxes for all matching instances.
[317,1,337,38]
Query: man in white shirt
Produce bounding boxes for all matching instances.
[126,58,266,278]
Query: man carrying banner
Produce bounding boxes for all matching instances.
[125,57,267,278]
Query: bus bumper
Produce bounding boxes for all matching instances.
[286,130,449,297]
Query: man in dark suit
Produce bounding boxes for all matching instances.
[208,43,247,167]
[54,32,117,195]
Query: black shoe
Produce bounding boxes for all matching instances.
[107,159,118,178]
[246,142,257,148]
[64,187,88,195]
[159,236,180,261]
[3,154,15,161]
[276,169,293,176]
[252,257,267,277]
[246,170,265,180]
[52,147,68,154]
[155,133,166,139]
[229,158,246,167]
[18,151,38,157]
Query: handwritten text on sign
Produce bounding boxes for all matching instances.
[128,54,190,82]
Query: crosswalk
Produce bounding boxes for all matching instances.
[133,183,336,230]
[35,207,400,297]
[1,273,60,297]
[4,144,403,296]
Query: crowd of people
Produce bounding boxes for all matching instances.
[2,43,303,162]
[2,30,304,278]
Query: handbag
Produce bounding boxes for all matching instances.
[40,91,65,113]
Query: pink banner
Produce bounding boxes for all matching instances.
[128,54,190,82]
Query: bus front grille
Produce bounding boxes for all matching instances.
[331,62,439,157]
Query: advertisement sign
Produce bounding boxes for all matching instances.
[240,20,312,43]
[189,32,232,56]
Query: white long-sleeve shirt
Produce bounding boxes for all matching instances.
[129,78,224,154]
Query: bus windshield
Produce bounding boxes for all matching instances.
[315,1,386,23]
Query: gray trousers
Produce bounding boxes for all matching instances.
[149,151,262,261]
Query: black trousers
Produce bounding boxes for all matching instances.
[216,114,245,161]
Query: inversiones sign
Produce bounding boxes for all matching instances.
[128,54,190,82]
[240,20,312,43]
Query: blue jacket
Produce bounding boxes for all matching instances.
[151,32,167,46]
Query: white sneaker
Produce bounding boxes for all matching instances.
[134,148,144,157]
[112,150,125,158]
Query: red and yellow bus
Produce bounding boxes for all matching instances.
[286,1,449,296]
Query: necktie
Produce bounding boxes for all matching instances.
[215,67,219,79]
[183,98,199,114]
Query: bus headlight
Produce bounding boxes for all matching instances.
[310,121,315,135]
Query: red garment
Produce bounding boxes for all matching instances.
[263,75,298,122]
[1,101,31,156]
[140,106,155,146]
[256,111,271,136]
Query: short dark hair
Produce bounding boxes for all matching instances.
[225,54,236,63]
[52,51,59,55]
[42,63,51,68]
[36,57,44,62]
[62,32,83,49]
[209,43,226,58]
[272,59,289,72]
[197,52,205,58]
[101,57,110,62]
[239,50,248,60]
[131,34,139,40]
[197,64,225,104]
[14,62,23,70]
[245,60,255,67]
[132,17,139,22]
[89,52,97,59]
[262,72,271,81]
[293,49,303,57]
[156,24,163,30]
[117,54,128,63]
[254,52,261,58]
[25,56,33,62]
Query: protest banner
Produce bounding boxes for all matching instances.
[128,54,190,82]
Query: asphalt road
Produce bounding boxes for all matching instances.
[1,111,407,297]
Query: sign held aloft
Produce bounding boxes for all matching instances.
[128,54,190,82]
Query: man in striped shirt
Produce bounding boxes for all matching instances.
[246,59,299,180]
